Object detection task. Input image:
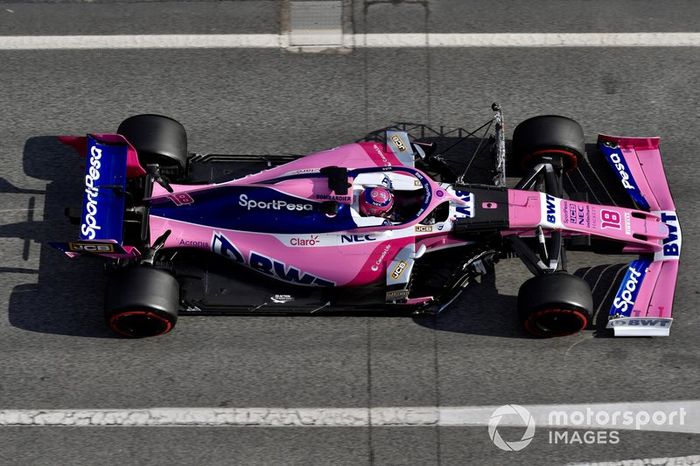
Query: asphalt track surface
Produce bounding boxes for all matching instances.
[0,1,699,465]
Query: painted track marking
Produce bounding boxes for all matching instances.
[0,33,700,50]
[0,401,697,431]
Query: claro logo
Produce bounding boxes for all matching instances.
[81,146,103,239]
[290,235,319,246]
[239,194,312,211]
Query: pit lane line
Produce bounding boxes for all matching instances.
[0,33,700,50]
[0,401,697,432]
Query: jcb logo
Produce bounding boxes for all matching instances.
[68,242,114,253]
[391,134,407,152]
[391,261,407,280]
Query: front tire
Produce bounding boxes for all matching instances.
[105,267,179,338]
[518,273,592,337]
[512,115,585,171]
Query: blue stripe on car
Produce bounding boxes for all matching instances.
[599,143,650,210]
[608,258,652,318]
[149,166,434,234]
[149,186,357,233]
[80,136,127,242]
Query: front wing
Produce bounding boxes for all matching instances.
[598,135,680,336]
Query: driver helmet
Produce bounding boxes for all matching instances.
[359,186,394,217]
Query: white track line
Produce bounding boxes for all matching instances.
[1,33,700,50]
[568,456,700,466]
[0,401,698,431]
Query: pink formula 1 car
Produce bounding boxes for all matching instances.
[52,105,681,338]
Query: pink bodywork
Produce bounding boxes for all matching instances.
[597,135,680,331]
[504,134,679,332]
[148,142,465,286]
[57,132,680,331]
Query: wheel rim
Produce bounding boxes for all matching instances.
[523,149,579,171]
[524,308,588,337]
[108,310,173,338]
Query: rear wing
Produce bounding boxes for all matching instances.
[50,134,145,258]
[598,135,681,336]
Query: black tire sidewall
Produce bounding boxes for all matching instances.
[512,115,585,171]
[105,267,179,337]
[518,273,593,337]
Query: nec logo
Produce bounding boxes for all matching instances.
[660,212,681,258]
[545,194,557,223]
[341,234,377,243]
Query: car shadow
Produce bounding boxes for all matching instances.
[573,264,624,338]
[412,273,530,338]
[4,136,118,338]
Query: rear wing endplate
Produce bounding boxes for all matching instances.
[51,134,145,257]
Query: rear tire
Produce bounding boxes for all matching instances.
[512,115,585,171]
[105,267,179,338]
[518,273,592,338]
[117,114,188,173]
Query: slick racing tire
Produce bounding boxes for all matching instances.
[117,114,188,173]
[104,266,179,338]
[512,115,585,171]
[518,273,592,338]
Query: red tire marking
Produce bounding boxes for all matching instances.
[108,310,173,338]
[523,307,588,338]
